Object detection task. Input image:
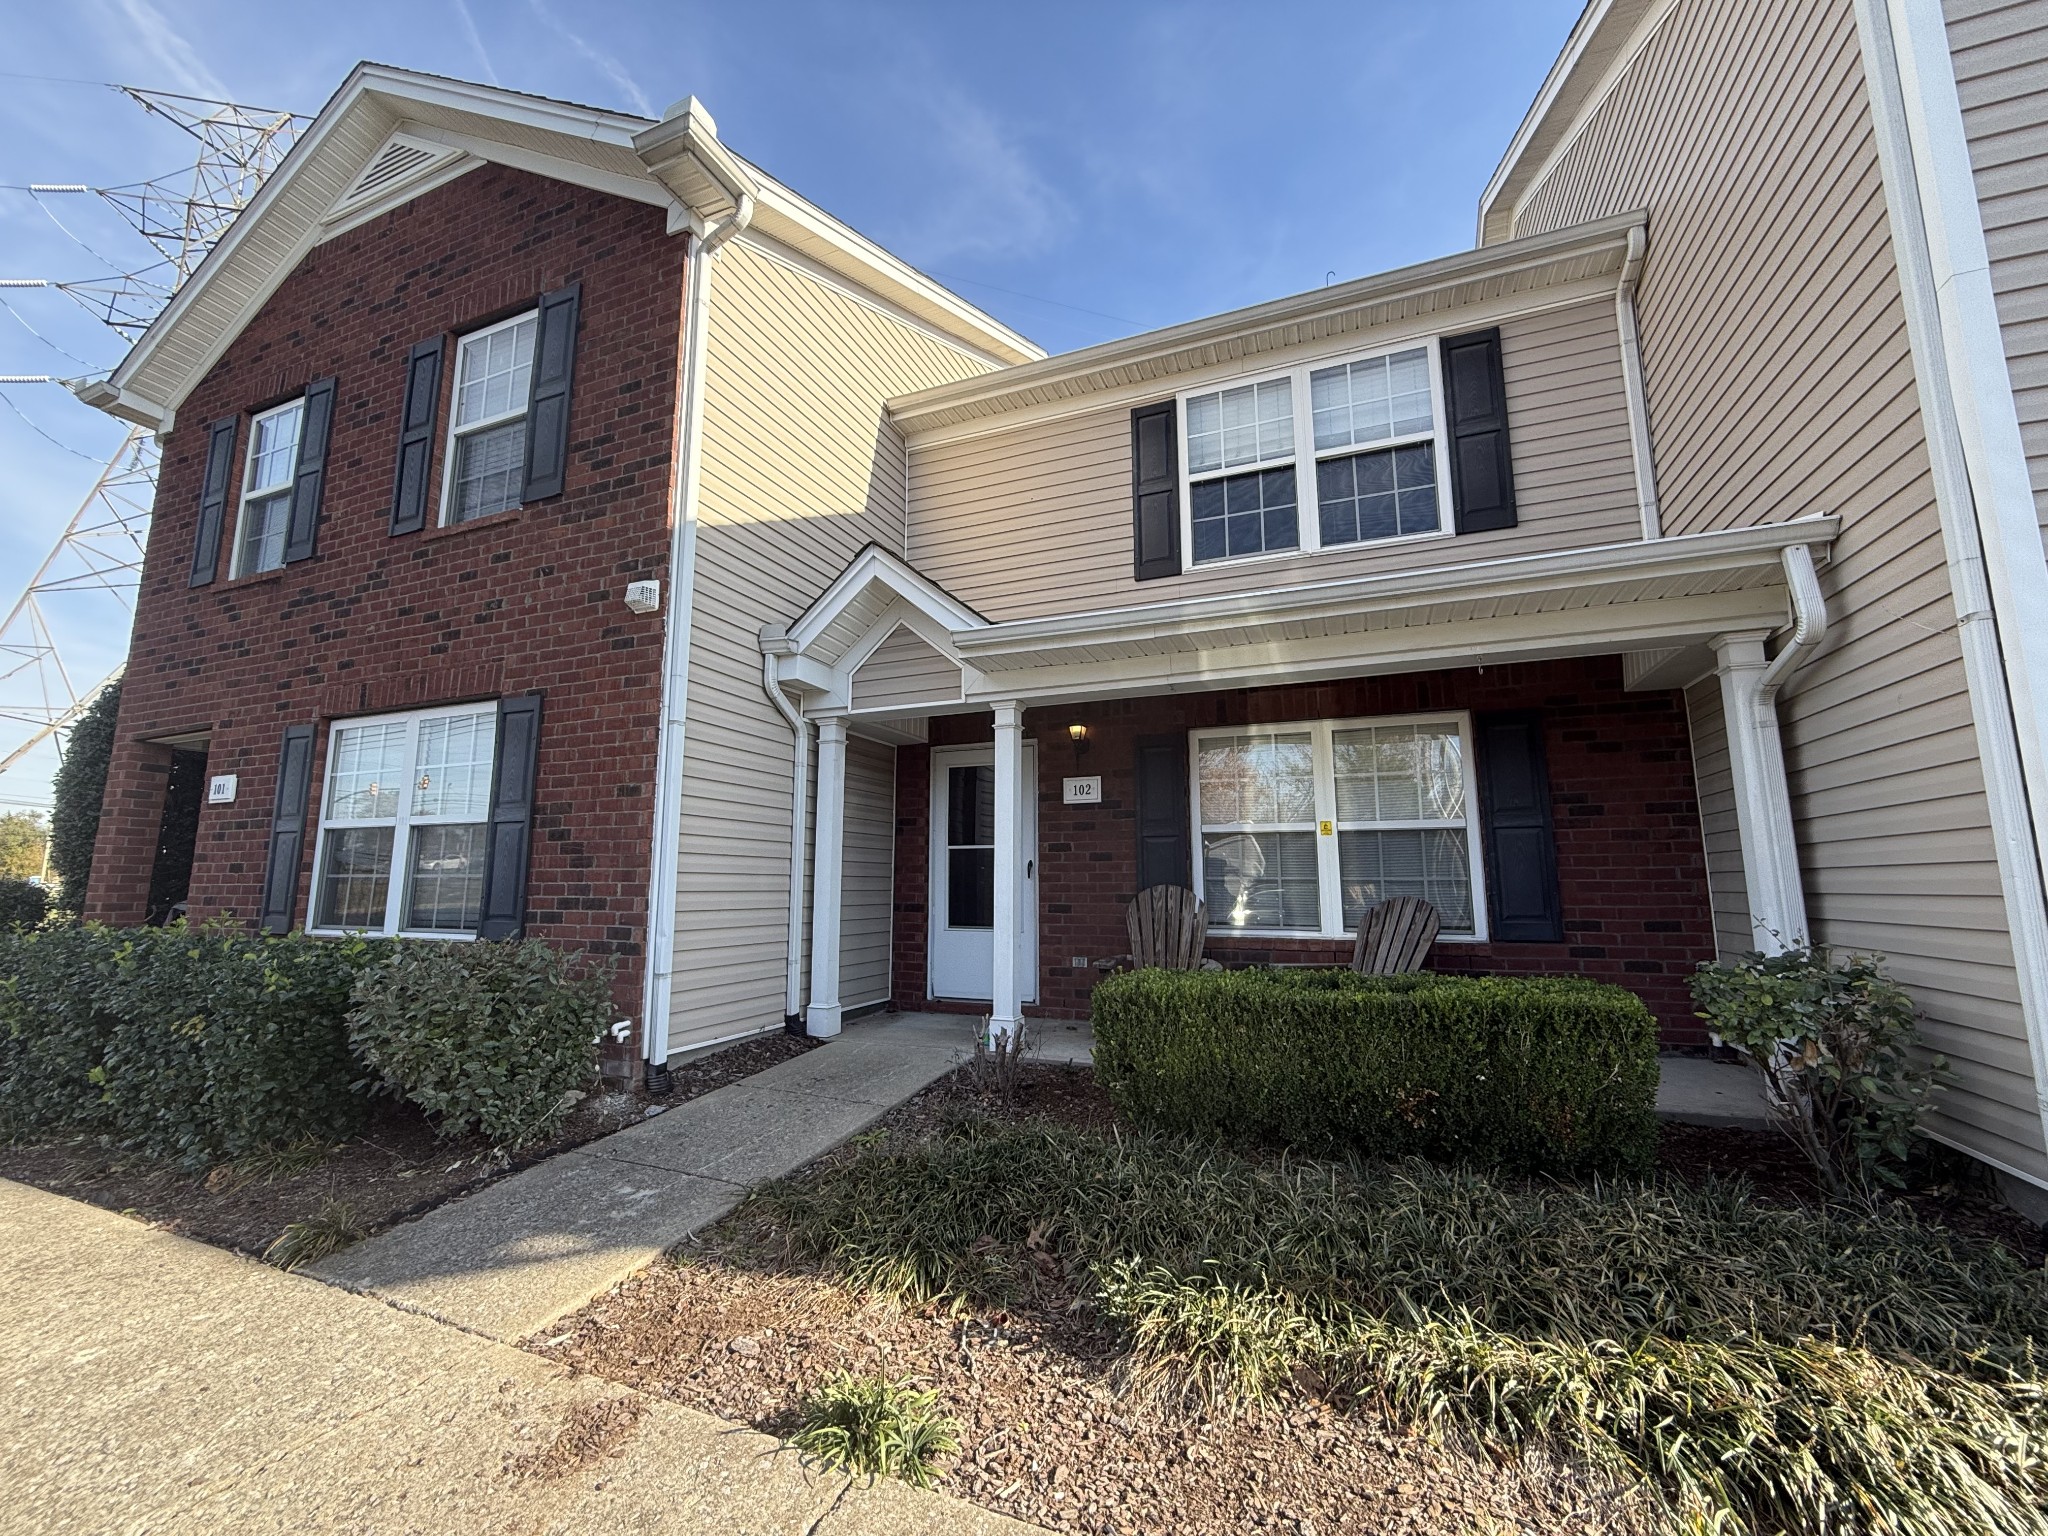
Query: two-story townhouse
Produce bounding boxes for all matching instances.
[76,66,1034,1081]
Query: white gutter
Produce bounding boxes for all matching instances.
[639,191,753,1087]
[1760,544,1827,698]
[1615,224,1662,538]
[762,651,810,1025]
[1855,0,2048,1175]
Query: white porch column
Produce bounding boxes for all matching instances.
[806,715,848,1037]
[1711,632,1810,952]
[989,700,1025,1045]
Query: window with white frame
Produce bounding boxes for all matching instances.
[443,311,537,525]
[1192,712,1484,939]
[310,704,498,936]
[231,399,304,577]
[1181,340,1449,568]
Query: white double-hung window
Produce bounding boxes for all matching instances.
[231,398,304,577]
[443,310,537,524]
[1180,339,1451,568]
[310,703,498,937]
[1192,712,1486,940]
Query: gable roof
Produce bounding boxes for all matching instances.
[81,64,1040,429]
[1476,0,1670,246]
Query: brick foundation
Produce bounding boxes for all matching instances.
[84,163,687,1068]
[889,656,1716,1043]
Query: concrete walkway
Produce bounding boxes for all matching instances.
[0,1178,1028,1536]
[1656,1053,1772,1130]
[312,1011,976,1342]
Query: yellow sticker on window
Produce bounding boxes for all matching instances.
[1319,820,1334,836]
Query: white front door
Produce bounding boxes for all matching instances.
[929,744,1038,1002]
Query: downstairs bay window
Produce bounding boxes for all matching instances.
[1192,712,1485,940]
[310,703,498,937]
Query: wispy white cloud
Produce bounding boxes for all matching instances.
[96,0,229,100]
[451,0,500,86]
[525,0,654,116]
[892,85,1072,264]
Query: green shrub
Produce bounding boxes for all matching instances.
[1091,967,1658,1173]
[756,1119,2048,1536]
[47,679,119,915]
[1691,946,1945,1197]
[791,1372,959,1488]
[0,878,48,932]
[346,940,612,1147]
[0,923,374,1162]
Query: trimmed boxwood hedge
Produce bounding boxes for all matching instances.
[1091,967,1659,1173]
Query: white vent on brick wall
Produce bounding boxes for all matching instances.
[333,135,460,215]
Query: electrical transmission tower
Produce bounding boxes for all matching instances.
[0,88,304,794]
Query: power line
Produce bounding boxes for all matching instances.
[0,389,107,461]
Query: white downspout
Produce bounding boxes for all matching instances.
[762,651,810,1025]
[1615,224,1662,539]
[1761,543,1828,700]
[640,192,753,1089]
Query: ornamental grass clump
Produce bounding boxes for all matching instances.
[791,1372,959,1487]
[750,1118,2048,1536]
[1690,945,1946,1197]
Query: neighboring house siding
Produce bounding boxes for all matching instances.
[669,236,993,1053]
[1948,0,2048,547]
[904,297,1641,623]
[841,734,896,1008]
[849,624,963,710]
[84,164,683,1053]
[1513,0,2044,1176]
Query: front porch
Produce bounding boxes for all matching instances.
[763,521,1836,1049]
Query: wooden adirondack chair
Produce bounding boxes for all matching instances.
[1351,895,1440,975]
[1097,885,1218,973]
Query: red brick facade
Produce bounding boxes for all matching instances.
[891,656,1716,1043]
[85,163,687,1047]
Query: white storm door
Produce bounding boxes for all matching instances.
[928,744,1037,1002]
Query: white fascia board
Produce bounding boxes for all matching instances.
[1478,0,1619,243]
[888,212,1646,434]
[392,124,670,210]
[955,588,1795,709]
[952,518,1837,662]
[785,544,989,657]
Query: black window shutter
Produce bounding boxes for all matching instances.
[521,283,581,503]
[389,336,444,536]
[189,416,239,588]
[1130,399,1180,581]
[283,377,337,564]
[258,724,315,935]
[1475,711,1561,942]
[477,693,544,940]
[1134,734,1193,892]
[1441,327,1517,534]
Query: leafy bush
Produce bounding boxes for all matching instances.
[0,878,48,932]
[347,940,612,1146]
[47,679,119,915]
[0,923,374,1163]
[792,1372,959,1488]
[755,1118,2048,1536]
[1691,946,1945,1197]
[1091,967,1658,1174]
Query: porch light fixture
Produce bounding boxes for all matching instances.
[1067,721,1090,765]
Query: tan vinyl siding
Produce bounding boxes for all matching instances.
[849,623,963,710]
[1516,0,2045,1177]
[670,238,992,1053]
[1947,0,2048,546]
[1683,676,1751,962]
[841,735,896,1008]
[905,297,1642,622]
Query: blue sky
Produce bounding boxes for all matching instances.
[0,0,1581,806]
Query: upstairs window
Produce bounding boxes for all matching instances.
[231,399,304,576]
[1192,712,1485,940]
[1179,339,1451,568]
[310,704,498,937]
[443,311,537,524]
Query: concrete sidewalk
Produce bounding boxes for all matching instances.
[1656,1053,1772,1130]
[311,1011,976,1342]
[0,1178,1028,1536]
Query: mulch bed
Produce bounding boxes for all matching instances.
[534,1059,2046,1536]
[0,1030,818,1260]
